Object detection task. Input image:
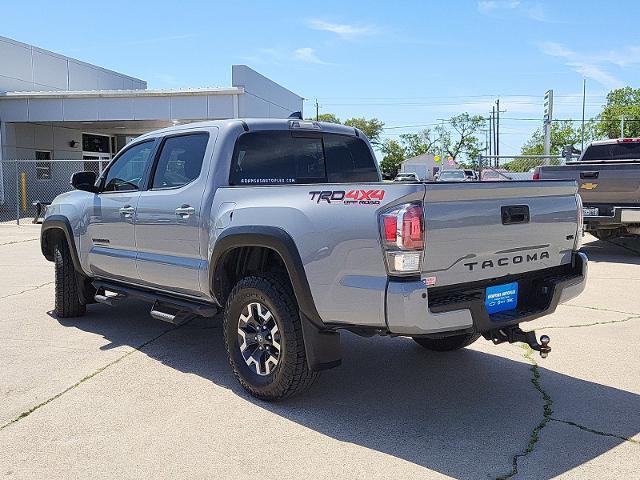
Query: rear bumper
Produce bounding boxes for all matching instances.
[584,206,640,230]
[386,252,588,336]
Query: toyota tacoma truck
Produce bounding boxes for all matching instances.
[535,138,640,239]
[41,118,588,400]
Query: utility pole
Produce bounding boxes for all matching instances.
[315,99,319,121]
[621,115,625,137]
[495,99,500,160]
[543,90,553,164]
[581,79,586,151]
[492,105,496,162]
[488,111,493,156]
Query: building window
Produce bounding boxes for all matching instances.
[82,133,111,153]
[35,151,52,180]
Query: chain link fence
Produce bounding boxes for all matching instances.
[0,160,106,224]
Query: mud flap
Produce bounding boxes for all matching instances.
[299,312,342,371]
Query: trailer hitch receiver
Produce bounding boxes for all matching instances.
[487,326,551,358]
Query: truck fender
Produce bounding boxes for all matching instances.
[41,215,82,271]
[209,226,341,371]
[41,215,95,304]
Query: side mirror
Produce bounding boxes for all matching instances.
[71,171,97,192]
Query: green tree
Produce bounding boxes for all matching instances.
[316,113,341,124]
[344,117,385,147]
[434,113,485,160]
[380,139,405,177]
[399,129,439,157]
[521,120,599,156]
[596,87,640,138]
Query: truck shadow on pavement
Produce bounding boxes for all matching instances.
[580,236,640,265]
[55,300,640,480]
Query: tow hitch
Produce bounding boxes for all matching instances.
[486,326,551,358]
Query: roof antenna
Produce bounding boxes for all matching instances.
[288,111,303,119]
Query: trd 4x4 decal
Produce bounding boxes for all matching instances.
[309,189,385,205]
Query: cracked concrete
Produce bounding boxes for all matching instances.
[0,232,638,479]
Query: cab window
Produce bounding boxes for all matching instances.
[102,141,155,192]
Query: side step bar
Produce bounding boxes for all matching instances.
[150,301,193,325]
[93,280,219,323]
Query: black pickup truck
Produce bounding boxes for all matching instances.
[535,138,640,239]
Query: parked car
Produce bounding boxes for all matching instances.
[535,138,640,239]
[436,170,467,182]
[41,118,587,400]
[463,169,478,181]
[394,172,420,182]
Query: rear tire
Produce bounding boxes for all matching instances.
[54,242,86,318]
[223,274,317,401]
[413,332,480,352]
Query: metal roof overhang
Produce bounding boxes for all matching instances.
[0,87,244,123]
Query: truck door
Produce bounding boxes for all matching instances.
[135,131,212,297]
[85,140,156,281]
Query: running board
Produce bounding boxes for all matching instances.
[92,280,219,320]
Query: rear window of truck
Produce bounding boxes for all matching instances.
[229,131,379,185]
[582,143,640,161]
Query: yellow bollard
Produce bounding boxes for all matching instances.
[21,172,27,212]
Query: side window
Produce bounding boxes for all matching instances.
[324,134,379,183]
[151,133,209,189]
[102,141,155,192]
[230,131,325,185]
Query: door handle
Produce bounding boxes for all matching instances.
[580,171,599,179]
[119,205,135,217]
[175,205,196,217]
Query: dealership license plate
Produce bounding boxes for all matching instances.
[583,207,599,216]
[485,282,519,315]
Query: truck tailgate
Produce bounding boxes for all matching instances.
[422,181,579,287]
[538,162,640,205]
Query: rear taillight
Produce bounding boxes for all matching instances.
[532,168,540,180]
[575,194,584,250]
[380,203,425,275]
[617,138,640,143]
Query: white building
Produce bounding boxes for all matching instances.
[399,153,440,180]
[0,35,303,218]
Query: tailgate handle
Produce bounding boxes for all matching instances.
[580,171,599,179]
[501,205,530,225]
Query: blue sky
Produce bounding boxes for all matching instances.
[2,0,639,155]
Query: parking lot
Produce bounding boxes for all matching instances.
[0,224,638,479]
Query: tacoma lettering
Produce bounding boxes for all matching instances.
[464,251,550,271]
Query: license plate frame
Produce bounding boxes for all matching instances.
[485,281,519,315]
[583,207,599,217]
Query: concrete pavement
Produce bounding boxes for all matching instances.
[0,227,638,479]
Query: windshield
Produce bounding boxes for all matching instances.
[439,170,465,179]
[582,142,640,161]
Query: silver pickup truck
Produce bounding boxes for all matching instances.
[41,118,587,400]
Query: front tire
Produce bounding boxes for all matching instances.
[54,242,86,318]
[413,332,480,352]
[223,275,317,400]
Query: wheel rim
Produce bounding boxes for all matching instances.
[237,302,281,376]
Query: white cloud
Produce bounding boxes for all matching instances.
[241,47,330,66]
[566,62,622,89]
[539,41,575,58]
[477,1,520,13]
[538,41,627,88]
[293,47,327,64]
[307,19,376,39]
